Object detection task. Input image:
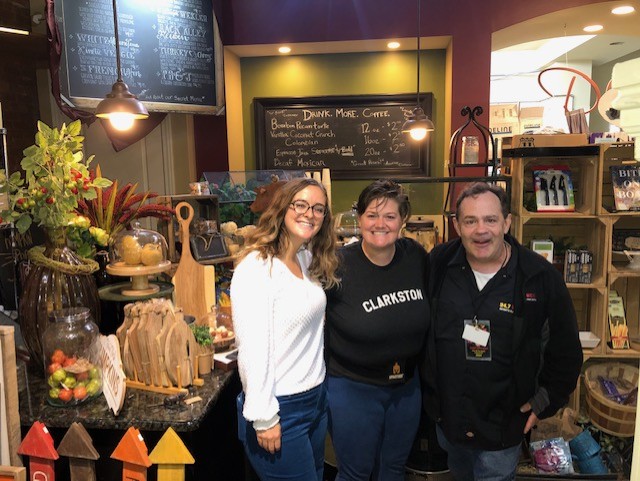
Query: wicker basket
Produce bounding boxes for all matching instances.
[584,362,638,437]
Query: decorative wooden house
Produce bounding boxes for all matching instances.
[110,427,151,481]
[149,427,194,481]
[56,423,99,481]
[17,422,59,481]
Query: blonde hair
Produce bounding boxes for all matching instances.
[236,178,339,289]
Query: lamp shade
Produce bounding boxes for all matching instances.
[95,80,149,130]
[402,107,435,140]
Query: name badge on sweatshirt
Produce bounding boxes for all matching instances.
[463,319,492,361]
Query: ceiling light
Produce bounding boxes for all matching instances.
[611,5,635,15]
[278,46,291,54]
[387,41,401,49]
[0,26,29,35]
[583,24,604,32]
[95,0,149,131]
[402,0,434,141]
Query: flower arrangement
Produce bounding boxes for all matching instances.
[76,165,175,242]
[0,120,112,234]
[66,215,110,258]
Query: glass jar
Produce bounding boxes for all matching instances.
[402,216,439,252]
[110,222,168,267]
[42,307,103,407]
[462,135,480,164]
[334,206,361,241]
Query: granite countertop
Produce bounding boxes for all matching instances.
[18,362,235,432]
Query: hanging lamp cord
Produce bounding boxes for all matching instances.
[112,0,123,82]
[415,0,421,106]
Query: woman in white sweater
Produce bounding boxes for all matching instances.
[231,178,339,481]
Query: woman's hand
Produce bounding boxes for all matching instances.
[256,423,281,454]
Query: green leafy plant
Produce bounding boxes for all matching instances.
[76,165,175,242]
[190,323,213,347]
[0,120,112,234]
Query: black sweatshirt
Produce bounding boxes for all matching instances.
[326,238,429,385]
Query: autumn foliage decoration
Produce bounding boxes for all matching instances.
[76,165,175,241]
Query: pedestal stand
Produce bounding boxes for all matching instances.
[106,261,172,296]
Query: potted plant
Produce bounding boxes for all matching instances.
[190,323,214,375]
[0,120,112,371]
[0,120,112,235]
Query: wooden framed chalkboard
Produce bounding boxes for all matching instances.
[56,0,223,113]
[254,94,433,180]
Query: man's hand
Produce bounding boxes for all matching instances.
[520,402,539,434]
[256,423,281,454]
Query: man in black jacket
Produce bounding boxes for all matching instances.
[422,182,582,481]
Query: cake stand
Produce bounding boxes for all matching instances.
[106,260,172,296]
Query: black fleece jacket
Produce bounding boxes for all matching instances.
[421,235,583,449]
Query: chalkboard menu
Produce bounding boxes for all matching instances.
[255,94,433,180]
[57,0,222,113]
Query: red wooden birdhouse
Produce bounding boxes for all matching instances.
[17,421,59,481]
[149,427,194,481]
[56,423,99,481]
[111,427,151,481]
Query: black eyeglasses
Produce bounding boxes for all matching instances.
[289,200,327,217]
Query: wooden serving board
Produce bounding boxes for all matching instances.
[164,314,192,387]
[171,202,215,321]
[143,300,164,387]
[155,303,176,387]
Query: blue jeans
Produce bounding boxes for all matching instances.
[237,383,328,481]
[328,373,421,481]
[436,424,520,481]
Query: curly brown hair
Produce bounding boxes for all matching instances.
[236,178,339,288]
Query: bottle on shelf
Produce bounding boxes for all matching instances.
[462,135,480,164]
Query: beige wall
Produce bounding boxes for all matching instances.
[36,68,197,197]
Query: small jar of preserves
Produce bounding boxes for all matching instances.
[42,307,103,407]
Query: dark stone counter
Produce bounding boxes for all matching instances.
[18,363,249,481]
[18,363,235,431]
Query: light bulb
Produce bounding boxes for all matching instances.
[409,127,428,141]
[109,113,136,131]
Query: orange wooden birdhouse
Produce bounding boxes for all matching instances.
[17,421,59,481]
[110,427,152,481]
[56,423,99,481]
[149,427,194,481]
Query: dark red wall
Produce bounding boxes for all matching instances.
[0,0,610,174]
[193,114,230,176]
[215,0,608,128]
[0,0,46,173]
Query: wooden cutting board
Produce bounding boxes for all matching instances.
[171,202,215,321]
[155,302,176,387]
[164,313,192,387]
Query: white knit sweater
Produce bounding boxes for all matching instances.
[230,249,326,430]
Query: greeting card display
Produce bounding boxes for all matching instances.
[533,167,575,212]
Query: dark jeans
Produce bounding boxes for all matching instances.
[237,383,328,481]
[436,424,520,481]
[328,373,421,481]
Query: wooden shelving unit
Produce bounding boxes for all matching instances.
[504,142,640,417]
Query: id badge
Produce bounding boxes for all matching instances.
[463,319,492,361]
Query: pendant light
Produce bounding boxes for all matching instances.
[402,0,435,141]
[95,0,149,131]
